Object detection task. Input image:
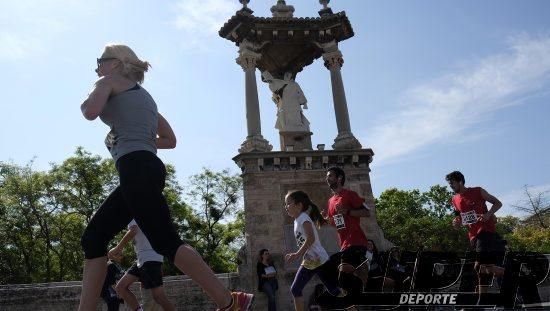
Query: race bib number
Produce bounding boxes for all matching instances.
[296,232,306,248]
[461,210,478,225]
[333,214,346,230]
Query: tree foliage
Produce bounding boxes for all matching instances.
[0,158,88,283]
[183,169,245,273]
[503,186,550,252]
[0,149,244,284]
[2,147,547,284]
[375,185,469,251]
[511,185,549,229]
[375,184,550,254]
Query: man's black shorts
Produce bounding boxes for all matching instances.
[326,245,369,274]
[127,261,163,289]
[340,245,368,267]
[471,231,506,265]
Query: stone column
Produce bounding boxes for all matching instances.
[322,42,362,150]
[236,40,272,153]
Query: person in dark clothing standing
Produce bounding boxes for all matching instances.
[257,249,278,311]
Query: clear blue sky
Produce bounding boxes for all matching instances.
[1,0,549,217]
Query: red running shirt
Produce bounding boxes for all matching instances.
[328,189,368,250]
[451,187,496,241]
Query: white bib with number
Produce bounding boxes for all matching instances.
[333,214,346,230]
[461,210,478,225]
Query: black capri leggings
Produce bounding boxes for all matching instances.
[81,150,184,262]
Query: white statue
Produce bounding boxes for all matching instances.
[262,71,310,133]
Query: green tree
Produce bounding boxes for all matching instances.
[506,225,550,253]
[375,184,550,254]
[500,187,550,252]
[375,186,468,252]
[422,185,454,218]
[0,161,53,283]
[184,168,245,272]
[511,185,549,229]
[0,150,253,283]
[46,147,117,222]
[0,149,117,283]
[496,215,521,236]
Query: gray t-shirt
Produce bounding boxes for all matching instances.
[99,85,158,162]
[128,219,163,267]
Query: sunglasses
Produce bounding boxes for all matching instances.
[97,57,117,67]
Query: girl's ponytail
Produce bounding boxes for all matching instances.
[307,201,327,229]
[287,190,327,229]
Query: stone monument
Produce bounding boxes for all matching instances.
[219,1,391,309]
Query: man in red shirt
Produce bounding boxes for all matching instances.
[446,171,506,294]
[323,166,371,295]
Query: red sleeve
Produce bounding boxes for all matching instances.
[326,200,335,226]
[327,199,334,218]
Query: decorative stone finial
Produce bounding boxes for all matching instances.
[318,0,333,17]
[240,0,250,8]
[271,0,294,18]
[238,0,253,14]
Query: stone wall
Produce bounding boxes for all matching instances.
[0,273,241,311]
[2,266,548,310]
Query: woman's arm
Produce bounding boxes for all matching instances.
[81,77,113,120]
[156,113,177,149]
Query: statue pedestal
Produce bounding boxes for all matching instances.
[279,131,313,151]
[233,148,392,310]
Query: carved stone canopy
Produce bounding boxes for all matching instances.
[219,8,354,79]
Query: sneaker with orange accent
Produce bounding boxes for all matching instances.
[216,292,254,311]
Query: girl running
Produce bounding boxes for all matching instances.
[284,190,346,311]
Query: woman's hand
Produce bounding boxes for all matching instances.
[108,247,121,260]
[81,77,113,120]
